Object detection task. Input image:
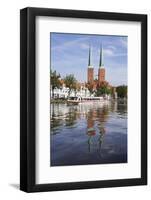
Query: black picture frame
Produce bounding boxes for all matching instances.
[20,7,147,192]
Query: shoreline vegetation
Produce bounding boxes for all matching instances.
[51,70,127,99]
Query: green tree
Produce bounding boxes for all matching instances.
[64,74,77,97]
[116,85,127,98]
[86,82,94,95]
[50,70,61,98]
[95,85,111,97]
[74,82,81,96]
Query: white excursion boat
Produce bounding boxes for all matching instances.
[67,96,109,105]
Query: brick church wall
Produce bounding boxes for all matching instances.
[98,68,105,83]
[88,68,94,83]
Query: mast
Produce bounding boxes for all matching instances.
[99,44,104,67]
[88,45,91,66]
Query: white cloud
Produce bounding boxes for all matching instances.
[51,36,89,51]
[80,43,89,49]
[104,47,127,57]
[104,48,114,56]
[107,45,116,51]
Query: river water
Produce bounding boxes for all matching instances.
[50,100,127,166]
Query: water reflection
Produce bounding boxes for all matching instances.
[50,100,127,166]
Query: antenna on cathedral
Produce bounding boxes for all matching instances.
[99,44,104,67]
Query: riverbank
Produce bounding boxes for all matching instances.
[51,99,67,104]
[50,98,127,103]
[50,98,127,104]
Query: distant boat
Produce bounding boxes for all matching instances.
[67,96,109,105]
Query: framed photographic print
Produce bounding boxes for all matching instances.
[20,7,147,192]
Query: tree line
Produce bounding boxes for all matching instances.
[50,70,127,98]
[50,70,78,98]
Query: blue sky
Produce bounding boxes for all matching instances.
[50,33,127,86]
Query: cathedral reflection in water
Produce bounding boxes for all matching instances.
[50,101,127,166]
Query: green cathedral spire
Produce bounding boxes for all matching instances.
[88,45,91,66]
[99,44,104,67]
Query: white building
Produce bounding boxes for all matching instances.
[50,83,91,99]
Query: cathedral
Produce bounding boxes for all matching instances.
[87,45,109,90]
